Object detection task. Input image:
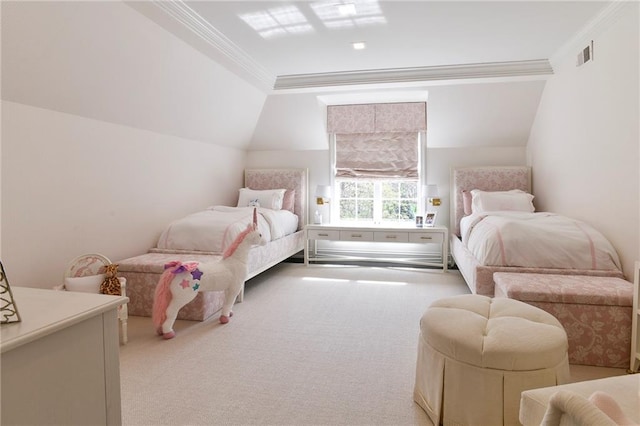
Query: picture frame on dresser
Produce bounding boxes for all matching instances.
[0,261,21,324]
[425,211,437,227]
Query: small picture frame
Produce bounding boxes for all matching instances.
[425,211,437,227]
[415,215,424,227]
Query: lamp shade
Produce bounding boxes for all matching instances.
[425,184,439,198]
[315,185,331,199]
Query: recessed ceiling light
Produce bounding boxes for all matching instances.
[352,41,366,50]
[337,3,357,16]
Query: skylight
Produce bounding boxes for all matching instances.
[239,5,314,39]
[238,0,385,39]
[310,0,385,29]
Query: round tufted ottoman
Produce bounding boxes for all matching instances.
[414,294,570,426]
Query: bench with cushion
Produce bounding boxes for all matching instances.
[494,272,633,368]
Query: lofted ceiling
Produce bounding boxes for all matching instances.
[131,0,610,91]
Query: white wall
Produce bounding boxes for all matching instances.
[527,2,639,279]
[0,1,268,287]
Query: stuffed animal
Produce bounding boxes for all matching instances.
[100,263,121,296]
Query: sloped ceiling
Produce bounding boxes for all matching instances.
[127,1,610,151]
[2,1,613,151]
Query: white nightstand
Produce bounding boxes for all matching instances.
[304,224,448,271]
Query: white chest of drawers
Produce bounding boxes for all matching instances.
[305,224,448,271]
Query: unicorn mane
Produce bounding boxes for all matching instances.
[222,225,253,259]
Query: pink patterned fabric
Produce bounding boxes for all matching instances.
[327,104,375,133]
[374,102,427,132]
[451,166,531,237]
[494,273,633,368]
[326,102,426,133]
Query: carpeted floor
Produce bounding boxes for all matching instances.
[118,263,626,426]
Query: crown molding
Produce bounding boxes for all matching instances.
[150,0,275,89]
[550,1,630,68]
[273,60,553,90]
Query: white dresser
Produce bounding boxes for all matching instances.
[305,224,448,271]
[1,287,128,425]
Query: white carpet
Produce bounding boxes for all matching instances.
[119,262,627,425]
[119,263,470,425]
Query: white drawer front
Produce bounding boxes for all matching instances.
[340,230,374,241]
[308,229,340,240]
[374,231,409,243]
[409,232,443,244]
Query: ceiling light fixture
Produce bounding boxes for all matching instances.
[352,41,366,50]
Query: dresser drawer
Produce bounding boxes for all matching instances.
[409,232,443,244]
[340,230,374,241]
[374,231,409,243]
[307,229,340,240]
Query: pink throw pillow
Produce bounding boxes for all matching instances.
[282,190,295,212]
[462,190,472,216]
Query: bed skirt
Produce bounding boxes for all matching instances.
[118,231,304,321]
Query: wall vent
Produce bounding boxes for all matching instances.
[577,41,594,66]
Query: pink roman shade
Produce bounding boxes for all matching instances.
[335,132,419,178]
[327,102,426,134]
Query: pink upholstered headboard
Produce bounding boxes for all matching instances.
[450,166,531,237]
[244,168,309,231]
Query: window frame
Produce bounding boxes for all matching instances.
[329,131,427,225]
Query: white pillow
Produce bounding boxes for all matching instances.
[64,274,105,293]
[237,188,286,210]
[470,189,534,214]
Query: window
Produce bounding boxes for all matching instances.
[327,102,427,225]
[337,179,418,223]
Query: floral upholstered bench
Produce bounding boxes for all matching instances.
[494,272,633,368]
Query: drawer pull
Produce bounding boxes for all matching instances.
[386,235,397,239]
[318,233,329,237]
[351,234,362,238]
[420,236,433,240]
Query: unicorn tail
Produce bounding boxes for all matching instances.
[152,268,175,333]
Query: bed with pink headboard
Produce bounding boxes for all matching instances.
[449,166,624,296]
[117,168,308,321]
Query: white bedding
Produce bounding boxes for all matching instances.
[156,206,298,253]
[460,211,621,271]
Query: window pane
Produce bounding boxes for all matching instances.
[381,181,398,198]
[340,199,356,220]
[382,200,399,220]
[359,200,374,220]
[357,182,374,198]
[341,181,356,198]
[400,182,417,198]
[400,200,416,220]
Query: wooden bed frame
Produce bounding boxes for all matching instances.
[449,166,624,296]
[117,168,308,321]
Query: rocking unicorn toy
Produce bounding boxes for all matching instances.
[152,208,265,339]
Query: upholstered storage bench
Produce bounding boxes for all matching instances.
[414,294,569,426]
[117,252,226,321]
[494,272,633,368]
